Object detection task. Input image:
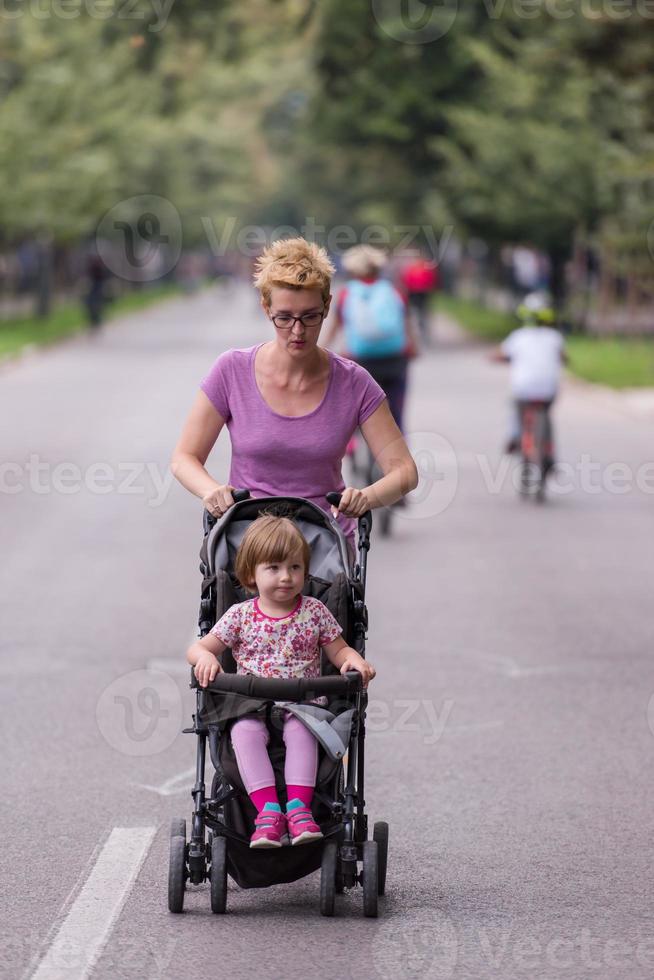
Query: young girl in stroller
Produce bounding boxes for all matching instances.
[186,514,376,850]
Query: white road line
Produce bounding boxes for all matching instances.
[29,826,156,980]
[136,766,196,797]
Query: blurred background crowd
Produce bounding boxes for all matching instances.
[2,1,654,376]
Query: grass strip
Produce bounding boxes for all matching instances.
[438,294,654,389]
[0,283,180,358]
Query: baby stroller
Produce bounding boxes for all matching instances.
[168,491,389,917]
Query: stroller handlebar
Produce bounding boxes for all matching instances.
[191,669,363,700]
[203,489,251,533]
[325,492,372,537]
[203,489,372,538]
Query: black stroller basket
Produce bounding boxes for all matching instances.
[168,492,388,917]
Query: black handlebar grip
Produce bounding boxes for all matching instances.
[203,488,251,532]
[326,490,372,534]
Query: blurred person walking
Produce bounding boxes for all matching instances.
[399,252,440,346]
[324,245,415,434]
[323,245,417,534]
[83,248,111,329]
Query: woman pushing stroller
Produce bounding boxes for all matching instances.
[186,514,375,850]
[171,237,418,541]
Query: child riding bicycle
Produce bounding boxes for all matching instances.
[492,291,568,473]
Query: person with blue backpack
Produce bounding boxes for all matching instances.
[324,245,415,432]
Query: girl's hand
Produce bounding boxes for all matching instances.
[194,652,222,687]
[339,653,376,687]
[202,484,235,519]
[332,486,369,519]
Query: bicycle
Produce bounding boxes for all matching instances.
[345,435,393,537]
[518,400,551,503]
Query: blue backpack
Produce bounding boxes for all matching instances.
[342,279,406,359]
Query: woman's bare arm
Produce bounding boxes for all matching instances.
[170,391,235,515]
[334,401,418,517]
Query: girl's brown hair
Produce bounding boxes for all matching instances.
[234,514,311,591]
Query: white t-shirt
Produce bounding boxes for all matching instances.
[501,326,563,400]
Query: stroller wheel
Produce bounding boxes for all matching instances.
[170,817,186,840]
[320,842,338,917]
[362,841,379,918]
[168,835,186,914]
[210,836,228,914]
[373,822,389,896]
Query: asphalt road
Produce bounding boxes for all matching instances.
[2,282,653,980]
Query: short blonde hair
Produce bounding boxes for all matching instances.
[342,244,388,279]
[234,514,311,591]
[253,237,335,306]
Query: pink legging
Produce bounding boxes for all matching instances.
[230,714,318,795]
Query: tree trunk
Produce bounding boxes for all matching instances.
[547,245,569,312]
[34,234,53,319]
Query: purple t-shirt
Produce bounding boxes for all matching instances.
[200,344,385,537]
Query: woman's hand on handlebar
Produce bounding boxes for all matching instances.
[331,486,369,519]
[202,484,235,518]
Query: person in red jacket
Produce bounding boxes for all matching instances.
[400,253,440,346]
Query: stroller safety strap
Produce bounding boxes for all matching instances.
[278,703,356,762]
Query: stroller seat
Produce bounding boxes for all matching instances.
[168,494,388,915]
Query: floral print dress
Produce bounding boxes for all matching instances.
[210,595,342,679]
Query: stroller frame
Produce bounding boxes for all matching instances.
[168,493,387,917]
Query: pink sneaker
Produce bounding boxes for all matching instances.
[250,807,286,849]
[286,800,323,846]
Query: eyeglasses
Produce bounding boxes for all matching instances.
[270,309,325,331]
